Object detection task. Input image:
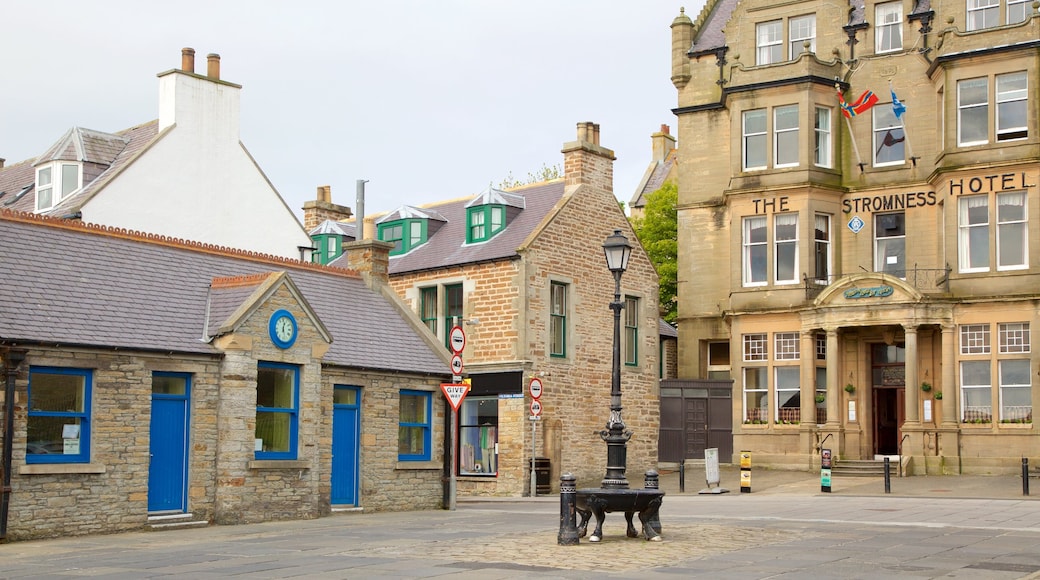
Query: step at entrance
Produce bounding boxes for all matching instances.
[147,512,209,531]
[832,459,892,477]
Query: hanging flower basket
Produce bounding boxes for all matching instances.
[844,383,856,394]
[815,393,826,404]
[934,391,943,400]
[920,381,932,393]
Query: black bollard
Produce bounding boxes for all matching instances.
[1023,458,1030,497]
[644,470,662,535]
[884,457,891,494]
[679,459,685,493]
[558,473,580,545]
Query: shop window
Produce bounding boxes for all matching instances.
[789,15,816,58]
[775,332,800,361]
[256,362,299,459]
[873,105,905,166]
[875,2,903,53]
[756,20,782,64]
[960,323,991,354]
[813,214,831,283]
[814,107,832,168]
[874,212,906,278]
[459,396,498,475]
[961,360,992,422]
[743,333,768,361]
[774,213,799,284]
[624,296,639,366]
[775,367,800,423]
[27,367,91,464]
[999,359,1031,422]
[743,367,768,422]
[399,390,431,461]
[550,282,568,357]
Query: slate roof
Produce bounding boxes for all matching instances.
[0,121,159,216]
[630,149,677,209]
[353,180,566,275]
[0,210,449,376]
[310,220,356,239]
[659,319,678,339]
[687,0,739,56]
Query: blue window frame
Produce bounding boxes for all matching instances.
[27,367,91,464]
[398,390,431,461]
[256,362,299,460]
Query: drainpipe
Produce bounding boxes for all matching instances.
[1,348,27,543]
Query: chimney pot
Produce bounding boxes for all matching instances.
[181,47,196,73]
[317,185,331,203]
[0,158,5,169]
[207,53,221,79]
[661,124,670,134]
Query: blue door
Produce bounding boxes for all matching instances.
[331,386,360,505]
[148,373,190,512]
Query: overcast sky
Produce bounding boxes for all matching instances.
[3,1,701,220]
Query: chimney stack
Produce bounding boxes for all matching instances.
[181,47,195,73]
[207,53,221,80]
[651,124,677,162]
[562,121,615,192]
[302,185,353,231]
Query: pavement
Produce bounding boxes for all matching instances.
[2,466,1040,579]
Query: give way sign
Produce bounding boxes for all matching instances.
[441,383,468,412]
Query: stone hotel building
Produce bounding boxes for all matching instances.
[669,0,1039,473]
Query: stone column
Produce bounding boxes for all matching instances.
[941,324,957,426]
[826,328,840,426]
[904,325,920,424]
[800,331,815,427]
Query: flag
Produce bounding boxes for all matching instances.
[891,88,906,119]
[838,89,879,118]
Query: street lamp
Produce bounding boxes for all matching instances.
[600,229,632,489]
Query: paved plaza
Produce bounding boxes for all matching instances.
[2,467,1040,579]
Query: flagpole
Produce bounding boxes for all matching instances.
[888,80,916,166]
[838,84,866,171]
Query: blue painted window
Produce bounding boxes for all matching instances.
[27,367,91,464]
[398,390,431,461]
[256,362,299,460]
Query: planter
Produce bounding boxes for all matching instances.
[814,394,826,404]
[934,391,943,400]
[920,382,932,393]
[844,383,856,394]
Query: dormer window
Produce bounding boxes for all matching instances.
[378,219,426,256]
[35,162,81,211]
[467,205,505,243]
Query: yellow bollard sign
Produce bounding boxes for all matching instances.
[739,451,752,493]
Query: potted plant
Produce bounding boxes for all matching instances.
[815,393,826,404]
[844,383,856,394]
[920,381,932,393]
[934,391,943,400]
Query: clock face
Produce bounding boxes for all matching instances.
[269,310,297,349]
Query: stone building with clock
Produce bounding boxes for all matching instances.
[668,0,1039,474]
[0,208,451,541]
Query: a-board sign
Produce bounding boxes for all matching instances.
[704,448,720,486]
[441,383,468,411]
[449,326,466,353]
[529,377,543,399]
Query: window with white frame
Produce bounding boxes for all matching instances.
[873,105,905,166]
[958,195,990,272]
[774,214,799,284]
[27,367,91,463]
[743,367,768,422]
[813,214,831,283]
[756,20,783,64]
[961,360,992,422]
[958,77,989,146]
[814,107,832,167]
[459,396,498,474]
[775,332,800,360]
[742,216,768,286]
[1007,0,1030,23]
[961,323,991,354]
[743,109,767,170]
[874,212,906,277]
[996,72,1028,142]
[999,359,1031,422]
[775,367,801,423]
[624,296,639,366]
[993,191,1026,269]
[875,2,903,52]
[789,15,816,57]
[34,162,81,212]
[967,0,1000,29]
[774,105,800,167]
[999,322,1030,353]
[743,333,768,361]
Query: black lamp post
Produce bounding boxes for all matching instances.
[600,229,632,489]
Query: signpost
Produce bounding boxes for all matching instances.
[445,326,466,510]
[529,377,543,496]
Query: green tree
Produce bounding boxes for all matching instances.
[631,182,678,324]
[498,163,561,189]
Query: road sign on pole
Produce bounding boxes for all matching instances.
[449,326,466,354]
[528,377,543,399]
[441,383,468,412]
[450,354,464,376]
[530,399,542,417]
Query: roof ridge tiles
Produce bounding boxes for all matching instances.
[0,209,362,279]
[211,273,273,288]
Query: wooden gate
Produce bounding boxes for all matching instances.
[658,379,733,463]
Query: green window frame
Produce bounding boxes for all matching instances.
[624,296,639,366]
[378,219,427,255]
[443,284,463,351]
[550,282,567,357]
[420,286,438,335]
[466,205,506,243]
[256,362,299,460]
[399,390,432,461]
[27,367,91,464]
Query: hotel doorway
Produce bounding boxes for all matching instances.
[871,343,905,456]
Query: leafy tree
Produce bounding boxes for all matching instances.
[631,182,678,324]
[498,163,561,189]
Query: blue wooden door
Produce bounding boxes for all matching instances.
[148,373,190,512]
[331,386,360,505]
